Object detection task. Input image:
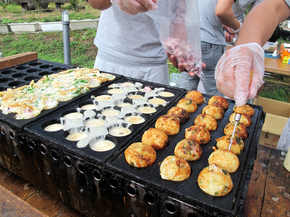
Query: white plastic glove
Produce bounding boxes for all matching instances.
[215,43,264,107]
[110,0,158,15]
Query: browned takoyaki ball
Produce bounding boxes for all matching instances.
[224,122,248,139]
[167,106,189,123]
[176,98,198,113]
[124,142,156,168]
[208,149,240,173]
[174,138,202,161]
[208,95,229,110]
[142,128,169,150]
[216,135,244,155]
[194,113,218,131]
[233,104,255,117]
[198,164,233,197]
[160,155,191,181]
[155,115,180,135]
[202,105,225,120]
[229,113,252,128]
[185,90,204,104]
[185,125,211,145]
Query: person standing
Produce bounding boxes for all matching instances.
[169,0,242,95]
[88,0,170,85]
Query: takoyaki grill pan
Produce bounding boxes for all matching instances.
[24,76,186,164]
[106,93,264,217]
[0,60,122,187]
[20,76,185,214]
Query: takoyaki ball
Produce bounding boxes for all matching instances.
[142,128,169,150]
[160,155,191,181]
[229,113,252,127]
[174,139,202,161]
[202,105,225,120]
[185,90,204,104]
[198,164,233,197]
[224,121,248,139]
[233,104,255,117]
[155,115,180,135]
[176,98,198,113]
[216,135,244,155]
[208,95,229,110]
[194,113,218,131]
[208,149,240,173]
[185,125,211,145]
[124,142,156,168]
[167,106,189,123]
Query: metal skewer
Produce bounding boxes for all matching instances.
[228,113,241,151]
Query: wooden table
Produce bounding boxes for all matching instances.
[0,144,289,217]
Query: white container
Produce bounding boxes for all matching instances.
[0,24,11,34]
[70,19,99,30]
[39,22,63,32]
[9,22,41,33]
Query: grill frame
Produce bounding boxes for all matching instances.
[0,60,265,217]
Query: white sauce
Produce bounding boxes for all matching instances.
[81,104,98,110]
[66,132,87,141]
[120,82,134,87]
[148,98,166,105]
[101,109,120,117]
[108,88,124,94]
[44,123,63,132]
[94,95,112,101]
[63,112,83,119]
[116,102,131,107]
[138,106,156,114]
[85,119,106,128]
[128,95,143,99]
[124,116,145,124]
[159,91,174,97]
[90,140,116,152]
[109,127,131,137]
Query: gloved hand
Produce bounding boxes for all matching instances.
[110,0,158,15]
[164,37,203,77]
[215,43,264,107]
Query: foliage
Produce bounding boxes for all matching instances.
[260,82,290,102]
[0,29,97,68]
[0,18,12,24]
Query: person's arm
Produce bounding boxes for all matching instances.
[214,0,290,106]
[88,0,112,10]
[215,0,241,31]
[236,0,290,46]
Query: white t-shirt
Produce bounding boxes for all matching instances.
[94,6,169,84]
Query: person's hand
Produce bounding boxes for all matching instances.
[110,0,158,15]
[215,43,264,107]
[223,25,236,43]
[167,52,206,77]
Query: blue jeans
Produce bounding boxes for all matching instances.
[179,42,226,96]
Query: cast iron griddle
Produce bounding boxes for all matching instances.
[106,94,264,217]
[24,76,186,164]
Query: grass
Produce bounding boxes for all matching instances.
[0,2,290,102]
